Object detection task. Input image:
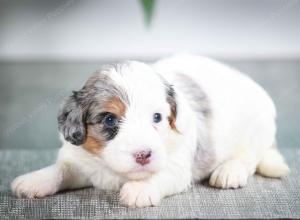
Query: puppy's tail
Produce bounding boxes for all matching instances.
[256,144,290,178]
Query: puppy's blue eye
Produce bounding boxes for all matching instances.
[153,113,162,123]
[104,114,118,128]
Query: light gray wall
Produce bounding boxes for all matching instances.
[0,0,300,61]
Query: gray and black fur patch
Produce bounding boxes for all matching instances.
[157,74,178,131]
[58,64,129,145]
[176,73,211,118]
[57,92,86,145]
[174,72,215,181]
[165,84,179,132]
[166,84,177,117]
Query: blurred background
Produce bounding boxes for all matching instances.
[0,0,299,150]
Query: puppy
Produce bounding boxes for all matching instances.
[11,54,290,207]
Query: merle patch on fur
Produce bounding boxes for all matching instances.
[58,66,128,146]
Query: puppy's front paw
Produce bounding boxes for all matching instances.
[119,181,161,208]
[209,160,249,189]
[11,170,60,198]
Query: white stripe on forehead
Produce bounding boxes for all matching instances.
[106,61,168,109]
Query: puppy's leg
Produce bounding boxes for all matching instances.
[256,144,290,178]
[208,143,290,189]
[209,112,288,189]
[11,161,91,198]
[119,181,161,208]
[209,142,261,189]
[208,158,251,189]
[120,160,192,208]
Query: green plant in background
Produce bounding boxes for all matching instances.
[139,0,156,27]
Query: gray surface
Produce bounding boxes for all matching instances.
[0,60,300,150]
[0,148,299,219]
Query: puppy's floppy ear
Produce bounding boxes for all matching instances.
[57,91,86,145]
[166,84,179,132]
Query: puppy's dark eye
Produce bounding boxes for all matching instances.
[153,113,162,123]
[103,114,118,128]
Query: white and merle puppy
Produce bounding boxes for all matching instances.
[11,54,290,207]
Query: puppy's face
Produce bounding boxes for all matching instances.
[58,61,178,180]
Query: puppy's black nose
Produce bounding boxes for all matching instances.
[134,150,152,166]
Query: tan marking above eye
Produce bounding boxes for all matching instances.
[168,103,180,133]
[168,114,179,133]
[103,96,126,119]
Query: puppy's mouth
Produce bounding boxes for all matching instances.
[122,166,158,180]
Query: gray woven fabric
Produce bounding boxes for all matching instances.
[0,148,299,219]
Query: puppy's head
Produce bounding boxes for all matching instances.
[58,61,178,180]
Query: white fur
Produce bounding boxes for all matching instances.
[256,147,290,178]
[11,54,289,207]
